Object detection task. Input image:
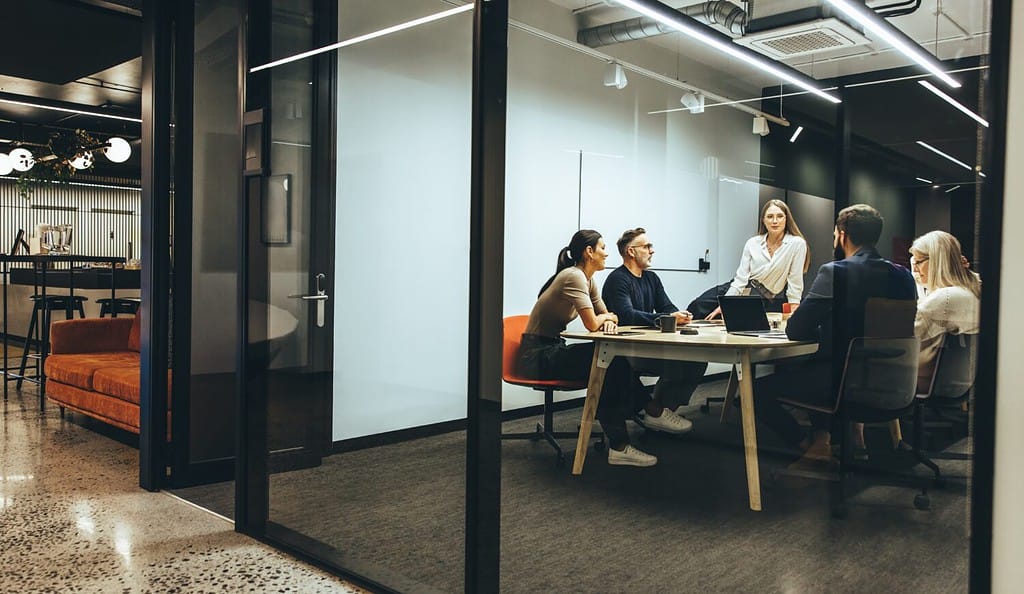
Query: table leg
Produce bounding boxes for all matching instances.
[737,350,762,511]
[719,365,739,423]
[571,344,607,475]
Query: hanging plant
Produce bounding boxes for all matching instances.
[13,129,100,200]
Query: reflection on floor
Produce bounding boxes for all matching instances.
[176,380,972,594]
[0,387,365,593]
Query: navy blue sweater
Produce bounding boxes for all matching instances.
[602,266,678,326]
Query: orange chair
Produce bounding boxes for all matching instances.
[502,315,602,466]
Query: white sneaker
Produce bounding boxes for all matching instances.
[642,409,693,434]
[607,444,658,467]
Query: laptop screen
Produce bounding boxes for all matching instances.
[717,295,771,332]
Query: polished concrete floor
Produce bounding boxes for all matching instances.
[0,387,366,593]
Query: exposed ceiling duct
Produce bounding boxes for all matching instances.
[577,1,747,48]
[577,1,875,61]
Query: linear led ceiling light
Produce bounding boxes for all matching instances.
[916,140,971,171]
[250,4,473,73]
[945,185,961,193]
[918,80,988,127]
[789,126,804,142]
[0,98,142,123]
[915,177,932,183]
[613,0,840,104]
[823,0,960,88]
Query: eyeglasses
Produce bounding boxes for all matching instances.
[911,256,929,268]
[630,243,653,251]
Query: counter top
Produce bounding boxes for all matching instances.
[8,268,141,289]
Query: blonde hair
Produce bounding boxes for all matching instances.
[758,199,810,272]
[910,230,981,298]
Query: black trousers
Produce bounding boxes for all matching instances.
[687,280,788,319]
[519,334,648,449]
[752,358,837,449]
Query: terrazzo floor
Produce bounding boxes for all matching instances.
[0,387,368,594]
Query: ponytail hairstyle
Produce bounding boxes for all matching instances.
[538,229,602,297]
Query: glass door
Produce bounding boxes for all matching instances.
[239,2,471,591]
[238,0,333,537]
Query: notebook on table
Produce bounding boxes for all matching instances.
[717,295,789,339]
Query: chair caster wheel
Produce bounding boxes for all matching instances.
[914,494,931,510]
[831,504,848,519]
[593,440,605,452]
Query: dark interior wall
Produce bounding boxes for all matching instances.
[758,116,915,261]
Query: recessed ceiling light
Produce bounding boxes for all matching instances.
[918,81,988,127]
[916,141,972,171]
[613,0,840,104]
[0,98,141,123]
[251,4,474,72]
[823,0,960,88]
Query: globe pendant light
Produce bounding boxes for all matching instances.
[103,137,131,163]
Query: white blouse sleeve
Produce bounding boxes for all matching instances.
[726,237,756,296]
[785,237,807,303]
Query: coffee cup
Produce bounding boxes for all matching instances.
[782,302,799,315]
[655,315,677,333]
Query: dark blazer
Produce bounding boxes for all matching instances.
[786,247,918,360]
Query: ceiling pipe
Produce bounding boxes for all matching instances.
[577,1,747,48]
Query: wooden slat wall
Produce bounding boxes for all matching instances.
[0,178,142,259]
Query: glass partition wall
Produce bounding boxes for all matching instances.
[232,1,995,591]
[498,1,990,591]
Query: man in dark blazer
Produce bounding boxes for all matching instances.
[753,204,918,466]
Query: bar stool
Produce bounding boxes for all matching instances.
[17,295,87,389]
[97,297,141,317]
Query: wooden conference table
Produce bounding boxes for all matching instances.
[562,323,818,511]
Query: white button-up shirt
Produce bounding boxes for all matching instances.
[726,233,808,303]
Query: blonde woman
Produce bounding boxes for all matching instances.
[704,199,810,319]
[909,230,981,391]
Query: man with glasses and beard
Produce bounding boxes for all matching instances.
[602,227,708,431]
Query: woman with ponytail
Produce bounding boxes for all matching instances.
[519,230,691,467]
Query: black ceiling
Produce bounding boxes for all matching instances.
[0,0,142,178]
[3,1,141,85]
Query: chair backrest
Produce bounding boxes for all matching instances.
[502,315,529,382]
[841,336,920,411]
[864,297,916,338]
[927,333,978,399]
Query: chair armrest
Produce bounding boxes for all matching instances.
[50,318,135,354]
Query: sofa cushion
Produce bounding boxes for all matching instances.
[50,317,134,354]
[128,311,141,352]
[45,352,140,391]
[91,367,171,405]
[47,380,141,433]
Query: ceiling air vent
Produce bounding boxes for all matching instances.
[735,17,871,59]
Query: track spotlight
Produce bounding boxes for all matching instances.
[603,62,627,90]
[752,116,770,136]
[680,91,704,114]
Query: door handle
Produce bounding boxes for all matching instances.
[288,273,329,327]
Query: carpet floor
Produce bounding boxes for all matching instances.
[173,380,972,593]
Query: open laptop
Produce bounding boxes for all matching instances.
[717,295,789,339]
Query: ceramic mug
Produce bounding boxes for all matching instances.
[655,315,677,333]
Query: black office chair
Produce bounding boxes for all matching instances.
[779,336,936,517]
[913,333,977,466]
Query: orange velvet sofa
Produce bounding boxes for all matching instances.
[44,314,161,434]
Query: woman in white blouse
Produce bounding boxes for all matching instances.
[910,230,980,391]
[706,199,810,319]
